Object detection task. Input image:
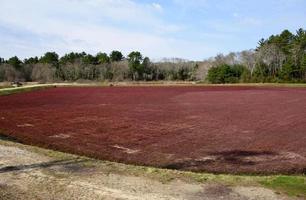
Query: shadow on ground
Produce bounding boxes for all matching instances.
[0,133,21,143]
[0,158,89,173]
[164,150,277,170]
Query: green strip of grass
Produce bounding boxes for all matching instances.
[260,176,306,197]
[195,82,306,87]
[0,86,13,89]
[0,85,56,96]
[143,170,306,197]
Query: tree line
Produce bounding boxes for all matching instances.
[207,28,306,83]
[1,28,305,83]
[0,50,200,83]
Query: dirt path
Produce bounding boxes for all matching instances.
[0,139,297,200]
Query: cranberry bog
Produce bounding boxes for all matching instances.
[0,85,306,174]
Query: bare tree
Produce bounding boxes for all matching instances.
[213,52,239,66]
[0,64,19,82]
[109,61,129,81]
[240,50,256,75]
[31,64,55,83]
[194,60,213,80]
[256,44,286,76]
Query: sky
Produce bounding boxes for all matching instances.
[0,0,306,61]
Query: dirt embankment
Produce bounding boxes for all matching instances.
[0,139,294,200]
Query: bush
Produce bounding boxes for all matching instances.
[207,64,248,84]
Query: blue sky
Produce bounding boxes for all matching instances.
[0,0,305,61]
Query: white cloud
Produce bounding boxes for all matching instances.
[151,3,163,12]
[233,13,239,18]
[239,17,262,26]
[172,0,207,9]
[0,0,201,59]
[0,0,166,32]
[2,0,302,60]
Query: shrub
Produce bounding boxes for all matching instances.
[207,64,248,84]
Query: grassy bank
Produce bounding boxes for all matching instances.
[0,85,57,96]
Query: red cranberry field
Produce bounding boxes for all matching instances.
[0,86,306,174]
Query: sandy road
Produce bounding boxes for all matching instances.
[0,138,296,200]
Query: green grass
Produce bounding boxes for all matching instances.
[0,85,56,96]
[1,82,306,94]
[260,176,306,197]
[0,85,13,89]
[195,82,306,87]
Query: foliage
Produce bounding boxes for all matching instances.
[110,51,124,62]
[7,56,22,70]
[96,52,110,64]
[206,28,306,83]
[255,28,306,82]
[207,64,248,83]
[128,51,144,80]
[260,176,306,197]
[39,52,59,66]
[60,52,86,64]
[1,28,305,83]
[24,57,39,65]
